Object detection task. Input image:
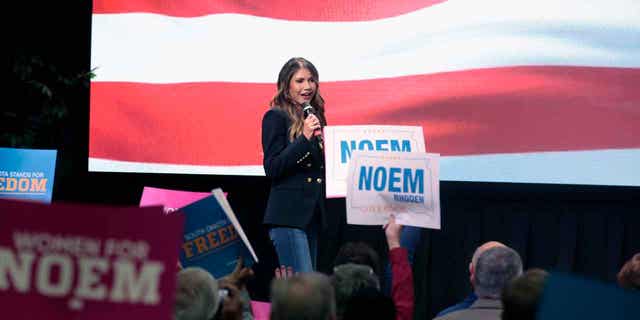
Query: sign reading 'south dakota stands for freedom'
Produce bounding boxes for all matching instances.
[347,151,440,229]
[324,125,425,198]
[0,147,57,203]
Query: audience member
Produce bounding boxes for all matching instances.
[501,268,549,320]
[342,286,396,320]
[174,267,223,320]
[333,241,382,276]
[331,215,414,320]
[332,263,381,319]
[270,272,336,320]
[218,257,255,320]
[213,283,244,320]
[384,215,415,320]
[382,225,422,295]
[617,253,640,290]
[435,241,506,317]
[274,265,296,280]
[433,245,523,320]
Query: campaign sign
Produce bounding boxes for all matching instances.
[324,125,425,198]
[0,199,184,320]
[0,147,57,203]
[139,186,211,214]
[346,151,440,229]
[178,189,258,279]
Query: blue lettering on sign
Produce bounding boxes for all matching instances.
[393,194,424,203]
[340,139,412,163]
[388,167,401,192]
[358,166,424,194]
[404,168,424,194]
[373,167,387,191]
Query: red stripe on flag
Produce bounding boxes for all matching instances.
[92,0,447,20]
[90,66,640,166]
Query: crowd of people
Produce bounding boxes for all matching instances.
[172,56,637,320]
[172,224,639,320]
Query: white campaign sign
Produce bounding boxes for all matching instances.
[324,125,426,198]
[346,151,440,229]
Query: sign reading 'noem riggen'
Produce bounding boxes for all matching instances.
[347,151,440,230]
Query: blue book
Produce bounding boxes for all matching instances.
[178,188,258,278]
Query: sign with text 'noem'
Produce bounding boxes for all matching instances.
[346,151,440,229]
[324,125,425,198]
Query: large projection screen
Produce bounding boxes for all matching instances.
[89,0,640,186]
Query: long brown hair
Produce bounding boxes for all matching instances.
[270,57,326,142]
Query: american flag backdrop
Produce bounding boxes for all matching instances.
[89,0,640,185]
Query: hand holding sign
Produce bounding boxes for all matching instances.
[383,215,403,249]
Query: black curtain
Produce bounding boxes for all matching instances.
[317,183,640,319]
[413,193,640,319]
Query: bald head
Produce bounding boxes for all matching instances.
[474,246,523,298]
[472,241,506,268]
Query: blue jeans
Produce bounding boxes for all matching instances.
[269,224,318,273]
[382,225,422,295]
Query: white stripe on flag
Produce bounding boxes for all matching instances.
[91,0,640,83]
[440,148,640,186]
[88,158,266,176]
[90,148,640,186]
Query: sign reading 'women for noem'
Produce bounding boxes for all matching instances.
[0,199,183,320]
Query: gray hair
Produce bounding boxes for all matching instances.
[474,246,523,299]
[270,272,336,320]
[174,267,220,320]
[332,263,380,319]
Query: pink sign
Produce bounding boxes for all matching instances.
[139,186,211,214]
[251,300,271,320]
[0,199,184,320]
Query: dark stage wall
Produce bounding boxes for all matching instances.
[11,2,640,319]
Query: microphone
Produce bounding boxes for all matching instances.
[302,102,323,149]
[302,103,314,119]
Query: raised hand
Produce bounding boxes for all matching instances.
[220,256,254,290]
[383,214,403,249]
[274,265,296,279]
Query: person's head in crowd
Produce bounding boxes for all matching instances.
[341,286,396,320]
[333,241,381,276]
[174,267,220,320]
[617,252,640,290]
[469,241,506,285]
[271,57,326,142]
[270,272,336,320]
[332,263,380,320]
[501,268,549,320]
[473,245,523,299]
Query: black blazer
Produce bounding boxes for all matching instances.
[261,108,326,229]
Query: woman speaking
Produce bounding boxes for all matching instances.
[261,57,327,273]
